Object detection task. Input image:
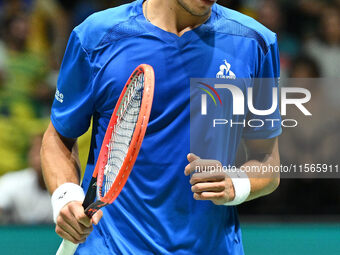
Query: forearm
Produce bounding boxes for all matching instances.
[41,122,81,194]
[242,157,280,202]
[242,138,280,201]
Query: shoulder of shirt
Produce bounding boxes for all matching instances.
[213,4,277,54]
[73,2,142,52]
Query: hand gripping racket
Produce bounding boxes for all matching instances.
[56,64,155,255]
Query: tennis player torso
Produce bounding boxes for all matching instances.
[75,1,277,254]
[90,12,260,134]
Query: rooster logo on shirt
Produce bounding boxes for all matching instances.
[216,60,236,79]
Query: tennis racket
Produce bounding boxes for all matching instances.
[56,64,155,255]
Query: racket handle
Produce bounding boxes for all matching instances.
[56,239,79,255]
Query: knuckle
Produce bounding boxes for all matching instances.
[217,193,225,199]
[75,214,82,222]
[79,238,87,244]
[80,231,89,238]
[75,213,87,223]
[212,160,221,167]
[78,224,86,233]
[59,206,69,217]
[74,232,83,241]
[189,161,196,169]
[200,193,206,198]
[192,159,200,165]
[68,201,80,208]
[69,202,83,214]
[190,176,199,184]
[55,226,62,235]
[81,219,92,229]
[218,182,226,189]
[80,225,92,234]
[75,230,87,241]
[56,216,63,226]
[59,210,66,218]
[191,184,200,192]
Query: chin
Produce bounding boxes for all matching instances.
[200,0,217,6]
[178,0,215,16]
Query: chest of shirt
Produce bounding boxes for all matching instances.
[90,33,258,122]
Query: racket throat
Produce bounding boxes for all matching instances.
[82,177,98,209]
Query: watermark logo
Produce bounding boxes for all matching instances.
[198,82,222,115]
[194,79,312,128]
[199,83,311,117]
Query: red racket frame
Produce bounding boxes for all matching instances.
[83,64,154,217]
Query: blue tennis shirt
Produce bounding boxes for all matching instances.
[51,0,281,254]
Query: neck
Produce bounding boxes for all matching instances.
[143,0,212,36]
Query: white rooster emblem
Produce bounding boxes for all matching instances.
[216,60,236,79]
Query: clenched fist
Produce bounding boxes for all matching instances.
[185,153,235,205]
[55,201,103,244]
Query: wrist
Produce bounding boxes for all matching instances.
[51,183,85,223]
[224,169,251,206]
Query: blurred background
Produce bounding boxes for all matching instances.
[0,0,339,254]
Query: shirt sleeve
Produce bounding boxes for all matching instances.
[242,36,282,140]
[51,30,94,138]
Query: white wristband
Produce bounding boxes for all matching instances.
[51,183,85,223]
[224,169,251,206]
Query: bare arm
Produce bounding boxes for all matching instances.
[41,122,102,244]
[243,137,280,201]
[41,122,80,193]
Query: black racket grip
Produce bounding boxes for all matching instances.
[82,177,106,218]
[84,200,106,218]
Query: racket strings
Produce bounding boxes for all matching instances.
[100,73,144,198]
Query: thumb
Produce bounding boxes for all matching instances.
[78,214,92,228]
[70,202,92,227]
[91,210,103,225]
[187,153,200,163]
